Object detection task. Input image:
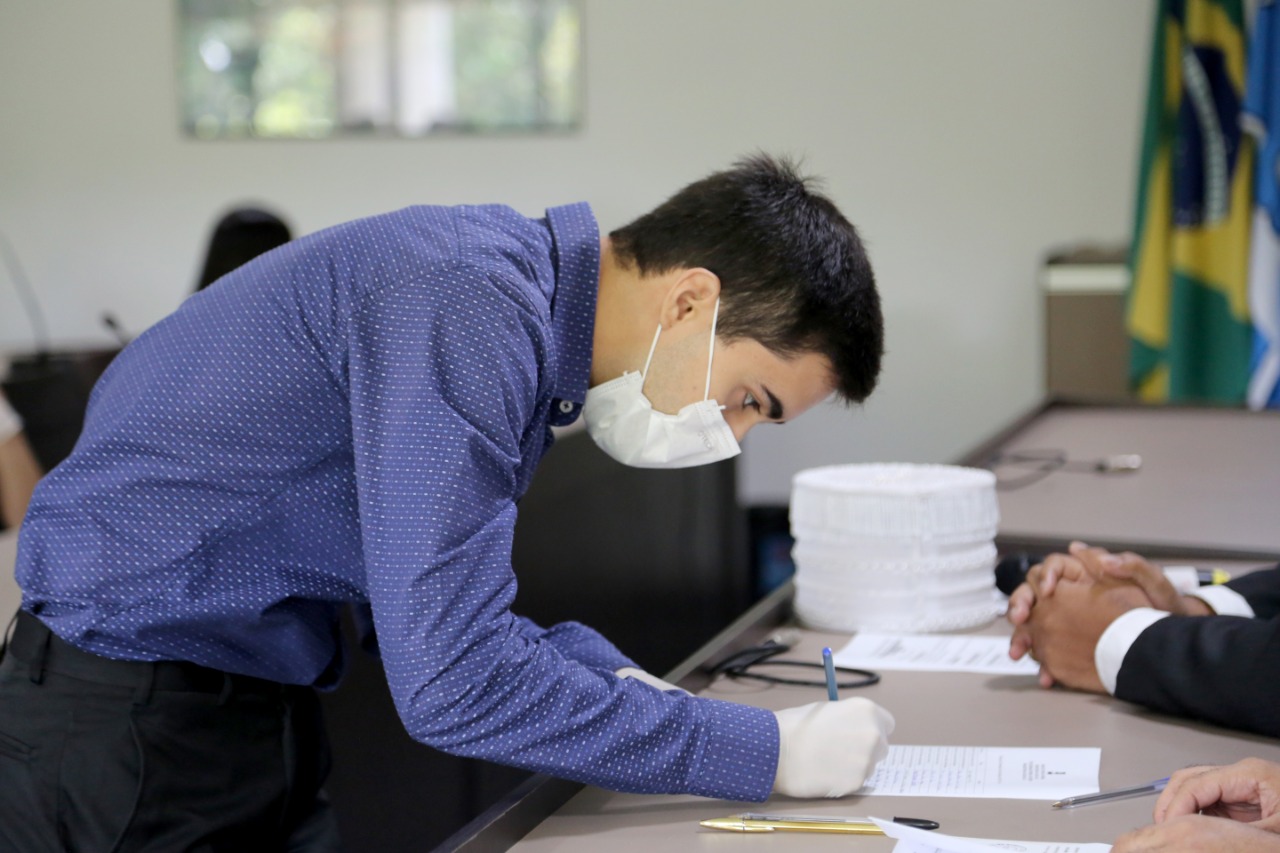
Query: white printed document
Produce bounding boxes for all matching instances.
[858,745,1100,801]
[834,633,1040,676]
[871,817,1112,853]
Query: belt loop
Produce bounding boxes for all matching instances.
[217,673,234,706]
[27,620,51,685]
[133,664,156,706]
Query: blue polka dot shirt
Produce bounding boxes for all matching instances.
[16,203,778,801]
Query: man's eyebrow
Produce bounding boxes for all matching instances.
[762,385,785,422]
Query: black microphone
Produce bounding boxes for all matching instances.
[101,312,131,347]
[994,553,1046,596]
[0,227,51,358]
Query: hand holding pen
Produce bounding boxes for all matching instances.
[704,651,919,835]
[1154,759,1280,826]
[1110,760,1280,852]
[769,648,895,798]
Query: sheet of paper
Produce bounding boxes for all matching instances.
[871,817,1112,853]
[834,633,1040,676]
[858,745,1100,801]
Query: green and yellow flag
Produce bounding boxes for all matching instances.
[1127,0,1253,403]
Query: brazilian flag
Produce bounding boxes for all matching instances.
[1127,0,1253,403]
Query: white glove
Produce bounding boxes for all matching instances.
[615,667,689,694]
[772,698,894,798]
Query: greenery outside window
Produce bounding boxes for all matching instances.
[178,0,582,139]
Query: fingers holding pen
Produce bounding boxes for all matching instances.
[1153,765,1221,822]
[1154,759,1280,825]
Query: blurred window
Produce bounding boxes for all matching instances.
[177,0,582,138]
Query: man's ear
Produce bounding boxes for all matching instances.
[659,268,721,329]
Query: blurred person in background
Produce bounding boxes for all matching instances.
[0,389,40,530]
[195,206,292,292]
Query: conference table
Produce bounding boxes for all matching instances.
[957,400,1280,561]
[446,402,1280,851]
[449,580,1278,852]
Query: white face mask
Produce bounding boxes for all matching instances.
[582,299,742,469]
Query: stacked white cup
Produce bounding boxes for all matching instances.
[790,463,1001,633]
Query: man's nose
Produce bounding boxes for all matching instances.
[723,410,755,443]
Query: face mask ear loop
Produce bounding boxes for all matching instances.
[704,298,721,402]
[640,323,663,381]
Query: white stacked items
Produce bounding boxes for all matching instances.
[790,463,1000,633]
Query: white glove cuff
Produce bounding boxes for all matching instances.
[772,698,894,799]
[615,667,688,694]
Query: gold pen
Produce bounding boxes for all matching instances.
[700,813,940,834]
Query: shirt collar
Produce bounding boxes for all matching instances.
[545,202,599,426]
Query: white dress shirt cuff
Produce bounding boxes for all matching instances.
[1095,608,1171,695]
[1188,584,1256,618]
[0,395,21,444]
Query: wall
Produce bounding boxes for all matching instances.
[0,0,1153,504]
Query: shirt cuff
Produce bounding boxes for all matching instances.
[1160,566,1200,594]
[1188,585,1256,618]
[687,700,779,802]
[1095,608,1171,695]
[0,395,21,444]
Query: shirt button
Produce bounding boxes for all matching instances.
[558,400,575,414]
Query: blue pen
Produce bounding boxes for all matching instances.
[822,647,838,701]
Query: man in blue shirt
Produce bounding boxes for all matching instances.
[0,155,890,850]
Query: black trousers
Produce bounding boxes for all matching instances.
[0,612,342,852]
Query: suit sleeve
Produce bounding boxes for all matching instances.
[1115,610,1280,738]
[1226,564,1280,619]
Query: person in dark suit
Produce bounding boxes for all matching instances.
[1007,541,1279,738]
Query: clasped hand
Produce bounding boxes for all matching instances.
[1004,542,1207,692]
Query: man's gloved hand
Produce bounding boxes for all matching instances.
[772,698,894,798]
[615,667,688,694]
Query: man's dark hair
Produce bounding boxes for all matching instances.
[609,154,883,404]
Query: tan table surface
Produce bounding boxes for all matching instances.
[511,621,1280,851]
[981,406,1280,557]
[487,404,1280,851]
